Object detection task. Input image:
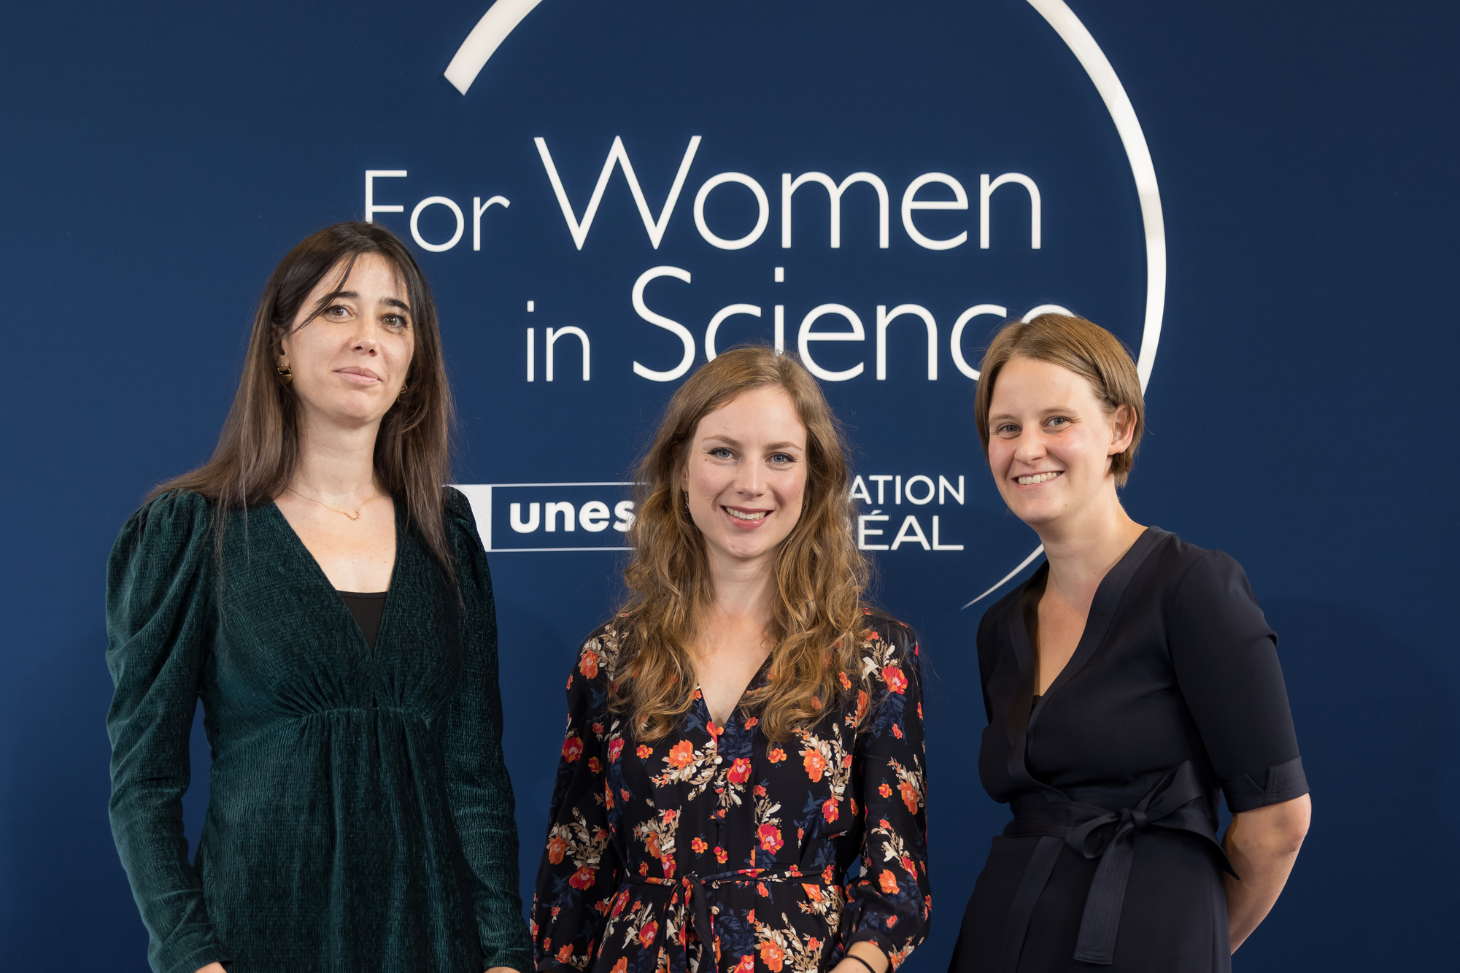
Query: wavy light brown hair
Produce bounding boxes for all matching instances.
[974,313,1145,486]
[614,346,870,742]
[154,222,456,575]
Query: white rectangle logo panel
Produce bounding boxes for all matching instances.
[455,483,635,552]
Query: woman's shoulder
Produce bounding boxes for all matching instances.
[115,489,213,551]
[109,490,216,590]
[856,605,922,675]
[859,606,916,646]
[1143,528,1254,600]
[440,485,479,537]
[569,615,633,686]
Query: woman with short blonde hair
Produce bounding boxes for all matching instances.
[949,313,1310,973]
[532,346,931,973]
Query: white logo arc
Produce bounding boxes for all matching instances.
[442,0,1166,608]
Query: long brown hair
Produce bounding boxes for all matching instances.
[614,346,870,742]
[154,222,456,574]
[974,313,1145,486]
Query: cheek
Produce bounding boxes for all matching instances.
[986,442,1015,475]
[687,463,730,499]
[779,473,809,513]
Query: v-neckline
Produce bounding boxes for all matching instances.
[267,500,402,652]
[696,654,773,728]
[1005,527,1164,791]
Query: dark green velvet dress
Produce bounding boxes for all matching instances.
[105,488,533,973]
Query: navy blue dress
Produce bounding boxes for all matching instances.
[949,528,1307,973]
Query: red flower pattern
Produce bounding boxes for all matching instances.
[533,617,928,973]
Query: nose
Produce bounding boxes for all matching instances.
[350,323,381,354]
[1013,430,1045,467]
[736,459,766,498]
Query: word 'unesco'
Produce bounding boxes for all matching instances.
[363,136,1039,252]
[509,500,636,534]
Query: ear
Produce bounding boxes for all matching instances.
[1107,404,1136,456]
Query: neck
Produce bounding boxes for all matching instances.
[702,548,778,635]
[291,410,382,501]
[1034,486,1146,607]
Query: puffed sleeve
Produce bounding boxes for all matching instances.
[441,488,534,971]
[531,626,624,973]
[105,490,230,973]
[1169,549,1308,813]
[845,618,932,969]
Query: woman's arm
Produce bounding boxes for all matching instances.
[837,620,932,973]
[1167,551,1311,953]
[441,491,534,972]
[1223,793,1311,951]
[106,493,231,973]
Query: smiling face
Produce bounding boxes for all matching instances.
[985,356,1135,531]
[278,252,415,430]
[680,385,809,570]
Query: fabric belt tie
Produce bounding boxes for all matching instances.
[998,761,1233,971]
[632,866,823,960]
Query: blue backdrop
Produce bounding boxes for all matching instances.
[2,1,1456,969]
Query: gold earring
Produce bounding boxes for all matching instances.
[276,361,293,385]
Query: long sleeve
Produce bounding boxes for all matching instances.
[105,491,229,973]
[845,621,932,969]
[1169,550,1308,813]
[531,627,624,973]
[443,488,534,971]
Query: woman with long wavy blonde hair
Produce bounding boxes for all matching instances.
[532,346,931,973]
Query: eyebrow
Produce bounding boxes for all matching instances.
[702,435,803,451]
[330,290,412,314]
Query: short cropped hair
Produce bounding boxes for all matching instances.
[973,313,1145,486]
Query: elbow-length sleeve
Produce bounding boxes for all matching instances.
[845,620,932,969]
[442,489,534,971]
[531,628,623,973]
[105,490,229,973]
[1169,550,1308,813]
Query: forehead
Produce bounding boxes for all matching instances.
[315,252,407,296]
[989,356,1100,410]
[695,386,807,444]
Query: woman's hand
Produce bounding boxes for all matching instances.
[828,941,890,973]
[194,964,227,973]
[1223,793,1311,951]
[485,966,522,973]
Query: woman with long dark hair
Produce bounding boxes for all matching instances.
[531,347,931,973]
[948,314,1310,972]
[105,223,531,973]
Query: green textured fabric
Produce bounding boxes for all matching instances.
[105,488,533,973]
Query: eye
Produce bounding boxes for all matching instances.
[325,303,351,320]
[709,446,734,460]
[1046,416,1072,429]
[994,422,1019,437]
[768,452,796,465]
[382,313,409,330]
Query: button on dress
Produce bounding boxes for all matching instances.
[532,612,931,973]
[105,489,532,973]
[949,528,1308,973]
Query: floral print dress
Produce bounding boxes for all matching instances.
[532,610,930,973]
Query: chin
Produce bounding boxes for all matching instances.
[1007,500,1062,530]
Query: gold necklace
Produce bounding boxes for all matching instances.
[286,485,379,521]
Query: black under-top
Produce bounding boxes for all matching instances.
[338,590,387,649]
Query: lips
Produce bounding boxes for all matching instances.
[336,367,381,384]
[725,507,767,521]
[723,505,770,530]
